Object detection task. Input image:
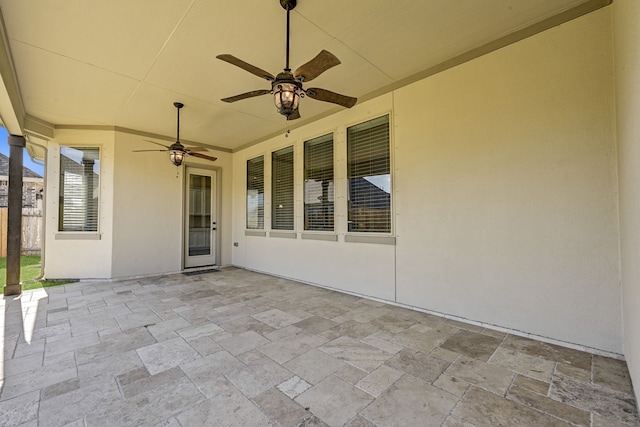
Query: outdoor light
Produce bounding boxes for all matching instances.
[169,149,184,166]
[273,82,301,117]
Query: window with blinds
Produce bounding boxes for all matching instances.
[347,115,391,233]
[272,146,294,230]
[304,133,334,231]
[246,156,264,229]
[59,147,100,232]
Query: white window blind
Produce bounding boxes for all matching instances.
[272,146,294,230]
[347,115,391,233]
[246,156,264,229]
[59,147,100,232]
[304,133,334,231]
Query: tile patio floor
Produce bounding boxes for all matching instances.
[1,267,639,427]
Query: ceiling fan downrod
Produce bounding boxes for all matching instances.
[280,0,296,72]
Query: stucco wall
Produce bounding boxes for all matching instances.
[44,129,115,279]
[232,8,622,353]
[614,0,640,403]
[111,131,234,278]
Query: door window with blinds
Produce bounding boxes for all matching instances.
[246,156,264,229]
[58,147,100,232]
[347,115,391,233]
[304,133,334,231]
[272,146,294,230]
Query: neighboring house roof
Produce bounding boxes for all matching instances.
[0,152,42,178]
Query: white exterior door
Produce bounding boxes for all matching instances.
[184,167,216,268]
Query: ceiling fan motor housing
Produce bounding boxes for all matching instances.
[280,0,296,10]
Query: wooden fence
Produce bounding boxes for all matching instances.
[0,207,43,257]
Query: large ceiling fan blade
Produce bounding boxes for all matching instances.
[294,50,341,82]
[132,149,168,153]
[184,146,207,152]
[143,139,171,149]
[216,54,275,81]
[221,89,271,103]
[189,152,218,162]
[306,88,357,108]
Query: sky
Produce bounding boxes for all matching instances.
[0,127,45,176]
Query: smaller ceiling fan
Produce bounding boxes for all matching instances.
[134,102,217,166]
[217,0,357,120]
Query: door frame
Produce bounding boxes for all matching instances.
[182,164,222,269]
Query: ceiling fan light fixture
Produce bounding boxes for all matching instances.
[274,82,301,116]
[169,149,185,166]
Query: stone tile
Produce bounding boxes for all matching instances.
[328,320,380,339]
[254,388,326,427]
[355,364,403,397]
[114,309,163,331]
[370,313,415,333]
[251,308,302,329]
[385,348,450,383]
[296,375,374,427]
[293,316,338,335]
[88,376,205,426]
[145,317,191,341]
[3,353,43,377]
[335,365,368,385]
[219,330,269,355]
[512,374,550,395]
[0,353,77,401]
[277,375,313,399]
[176,321,224,340]
[225,356,292,398]
[285,349,346,385]
[446,356,515,395]
[433,374,470,397]
[77,349,144,382]
[176,378,271,426]
[75,327,157,365]
[555,362,591,383]
[442,415,478,427]
[441,329,502,362]
[508,385,590,426]
[0,390,40,427]
[220,315,276,335]
[592,413,636,427]
[550,373,640,425]
[489,346,556,382]
[593,355,634,394]
[452,387,573,426]
[185,335,222,356]
[390,324,455,354]
[502,335,591,370]
[41,377,81,401]
[344,416,377,427]
[180,351,244,398]
[119,366,185,398]
[136,337,200,375]
[259,331,329,364]
[445,319,485,333]
[431,347,461,363]
[362,375,458,427]
[319,336,392,372]
[360,335,404,355]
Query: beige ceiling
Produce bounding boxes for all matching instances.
[0,0,600,151]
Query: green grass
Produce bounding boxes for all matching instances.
[0,255,75,291]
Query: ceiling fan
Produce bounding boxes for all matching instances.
[216,0,357,120]
[133,102,218,166]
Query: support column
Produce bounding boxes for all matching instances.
[4,134,25,296]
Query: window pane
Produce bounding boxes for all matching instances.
[59,147,100,232]
[304,133,334,231]
[272,146,294,230]
[347,115,391,233]
[246,156,264,229]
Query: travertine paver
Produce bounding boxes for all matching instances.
[0,267,638,426]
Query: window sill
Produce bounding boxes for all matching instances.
[301,233,338,242]
[269,231,297,239]
[344,235,396,245]
[245,230,266,237]
[55,233,101,241]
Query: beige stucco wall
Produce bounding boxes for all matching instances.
[44,128,233,279]
[111,131,233,278]
[44,129,115,279]
[614,0,640,403]
[232,8,622,353]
